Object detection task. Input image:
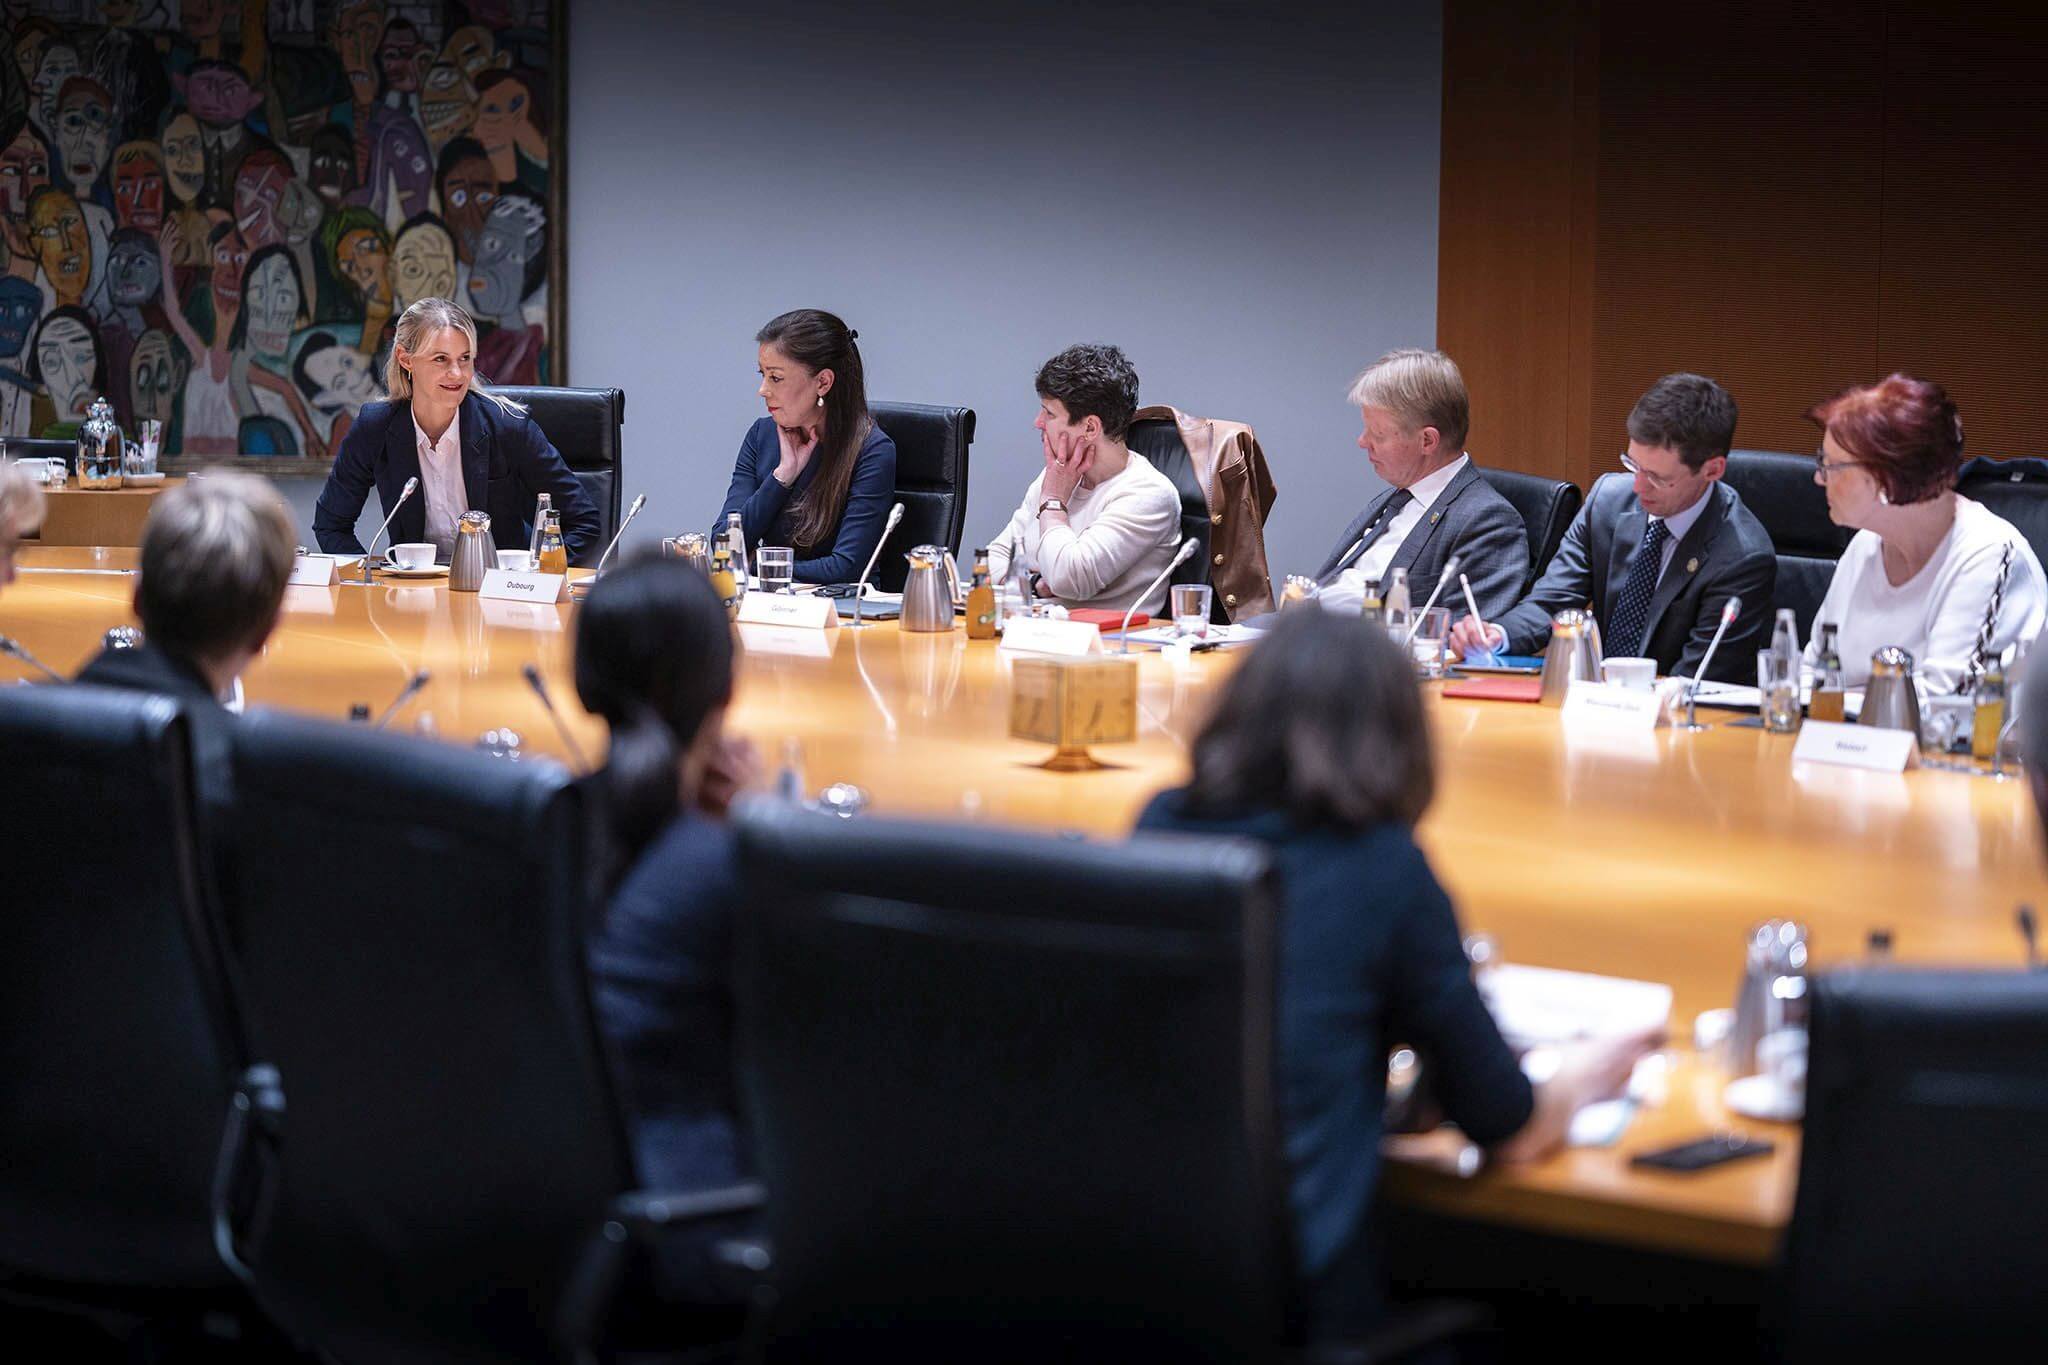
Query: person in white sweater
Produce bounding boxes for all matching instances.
[986,343,1182,615]
[1803,373,2046,694]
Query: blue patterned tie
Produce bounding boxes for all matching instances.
[1605,519,1670,658]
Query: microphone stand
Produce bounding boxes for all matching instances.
[522,663,592,771]
[1678,598,1742,732]
[1118,539,1198,653]
[845,503,905,631]
[573,494,648,598]
[355,477,420,585]
[372,669,431,730]
[1403,556,1460,646]
[0,635,64,683]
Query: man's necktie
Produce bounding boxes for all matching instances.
[1605,518,1670,657]
[1320,489,1415,586]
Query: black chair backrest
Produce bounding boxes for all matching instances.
[0,685,239,1289]
[1957,456,2048,572]
[1782,966,2048,1358]
[492,385,625,549]
[221,711,628,1363]
[731,803,1287,1362]
[1477,467,1583,592]
[1721,449,1851,640]
[870,401,974,592]
[1126,417,1219,615]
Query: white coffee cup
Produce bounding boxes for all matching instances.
[13,457,63,485]
[1603,656,1657,690]
[496,549,533,573]
[388,542,438,571]
[1755,1027,1808,1101]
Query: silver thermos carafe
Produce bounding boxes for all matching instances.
[901,544,961,632]
[1860,646,1922,735]
[450,511,498,592]
[1538,608,1604,705]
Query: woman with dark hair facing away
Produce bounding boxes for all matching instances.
[1137,611,1659,1340]
[716,308,898,584]
[1804,373,2045,693]
[578,553,761,1301]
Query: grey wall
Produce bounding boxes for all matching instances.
[554,0,1444,586]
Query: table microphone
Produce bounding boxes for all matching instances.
[1117,538,1200,652]
[357,476,420,583]
[372,668,431,730]
[592,493,648,578]
[1681,596,1742,728]
[522,662,592,771]
[1404,555,1460,645]
[0,634,64,683]
[845,502,905,630]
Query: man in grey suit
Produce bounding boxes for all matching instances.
[1315,349,1530,622]
[1449,373,1776,682]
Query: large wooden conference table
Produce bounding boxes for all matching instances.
[6,544,2041,1271]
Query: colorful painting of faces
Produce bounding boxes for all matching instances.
[0,1,559,469]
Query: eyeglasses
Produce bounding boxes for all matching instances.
[1813,459,1870,483]
[1619,450,1682,493]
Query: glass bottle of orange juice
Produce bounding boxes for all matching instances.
[536,510,568,576]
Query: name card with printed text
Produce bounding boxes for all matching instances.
[1561,679,1663,733]
[736,592,839,629]
[479,568,567,603]
[288,554,340,586]
[999,617,1105,657]
[1791,719,1918,772]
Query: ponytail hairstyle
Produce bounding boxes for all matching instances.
[574,552,736,873]
[755,308,870,550]
[385,296,526,415]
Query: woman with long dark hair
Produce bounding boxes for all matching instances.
[1137,611,1659,1340]
[716,308,897,584]
[577,553,759,1302]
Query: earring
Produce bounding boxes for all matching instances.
[1878,489,1890,506]
[816,396,825,408]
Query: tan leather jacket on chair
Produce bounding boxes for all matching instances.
[1133,404,1279,620]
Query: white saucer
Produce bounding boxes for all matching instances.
[378,563,449,579]
[1723,1072,1803,1123]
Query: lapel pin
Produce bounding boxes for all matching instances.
[1430,511,1441,524]
[1686,557,1700,574]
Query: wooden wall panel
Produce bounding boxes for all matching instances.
[1440,3,2048,490]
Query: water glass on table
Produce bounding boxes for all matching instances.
[1171,582,1212,640]
[1404,606,1451,678]
[756,545,795,594]
[1757,649,1800,733]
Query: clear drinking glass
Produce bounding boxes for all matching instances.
[1171,582,1212,639]
[1406,606,1451,678]
[756,545,795,594]
[1758,649,1800,733]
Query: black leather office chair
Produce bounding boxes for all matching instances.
[1780,966,2048,1359]
[1477,468,1583,592]
[1721,449,1851,639]
[0,688,245,1300]
[871,401,973,592]
[216,711,631,1363]
[693,802,1288,1361]
[1956,455,2048,571]
[1127,416,1222,616]
[493,385,625,554]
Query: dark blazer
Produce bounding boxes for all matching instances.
[312,391,602,565]
[1491,474,1776,682]
[716,416,898,584]
[1136,792,1533,1339]
[1314,458,1531,623]
[587,810,754,1302]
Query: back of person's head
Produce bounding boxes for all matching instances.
[1035,343,1141,440]
[135,473,296,664]
[1805,372,1963,506]
[1347,347,1471,450]
[1627,373,1739,470]
[1180,610,1434,829]
[574,553,736,865]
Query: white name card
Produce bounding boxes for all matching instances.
[288,554,340,585]
[478,597,566,633]
[479,568,566,603]
[736,591,839,630]
[1561,679,1663,733]
[1792,718,1918,772]
[999,617,1105,657]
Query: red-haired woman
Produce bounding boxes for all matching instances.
[1807,374,2045,692]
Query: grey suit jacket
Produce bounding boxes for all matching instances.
[1314,460,1531,624]
[1491,474,1776,682]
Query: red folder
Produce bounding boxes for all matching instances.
[1440,675,1543,703]
[1069,609,1149,632]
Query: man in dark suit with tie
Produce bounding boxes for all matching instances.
[1314,349,1529,622]
[1450,373,1775,682]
